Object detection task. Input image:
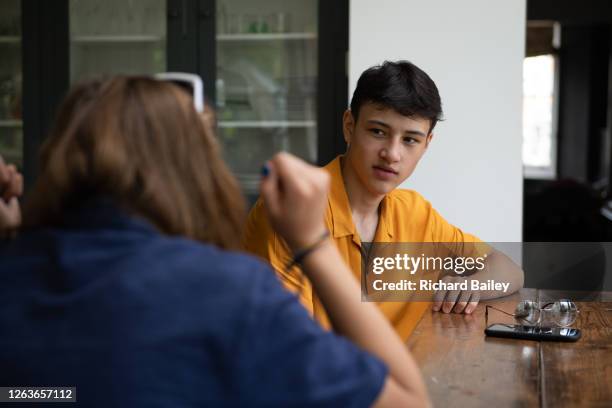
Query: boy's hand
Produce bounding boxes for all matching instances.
[432,275,481,314]
[260,152,329,252]
[0,155,23,231]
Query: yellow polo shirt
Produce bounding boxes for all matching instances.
[242,155,484,339]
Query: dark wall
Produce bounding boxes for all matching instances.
[528,0,612,25]
[22,0,69,191]
[557,26,610,183]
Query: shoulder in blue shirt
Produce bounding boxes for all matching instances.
[0,199,387,407]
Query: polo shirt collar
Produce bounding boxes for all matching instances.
[324,156,354,239]
[324,156,394,241]
[379,195,395,239]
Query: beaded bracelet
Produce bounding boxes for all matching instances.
[283,231,330,273]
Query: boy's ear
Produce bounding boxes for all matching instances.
[425,132,434,148]
[342,109,355,144]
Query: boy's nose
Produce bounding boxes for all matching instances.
[380,141,401,162]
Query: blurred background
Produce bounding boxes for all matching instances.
[0,0,348,203]
[523,0,612,243]
[522,0,612,293]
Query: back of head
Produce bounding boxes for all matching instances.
[24,76,245,249]
[350,60,443,133]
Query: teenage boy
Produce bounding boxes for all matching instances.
[243,60,524,339]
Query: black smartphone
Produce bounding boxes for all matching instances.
[485,324,581,342]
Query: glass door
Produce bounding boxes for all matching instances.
[0,0,22,169]
[215,0,318,197]
[69,0,167,83]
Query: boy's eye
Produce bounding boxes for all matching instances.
[403,137,419,145]
[369,128,385,137]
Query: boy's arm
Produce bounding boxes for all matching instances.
[242,199,315,314]
[469,249,524,299]
[429,206,524,313]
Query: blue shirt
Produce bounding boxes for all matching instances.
[0,200,387,407]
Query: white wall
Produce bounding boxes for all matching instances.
[350,0,525,243]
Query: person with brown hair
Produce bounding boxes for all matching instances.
[0,76,430,407]
[23,77,244,249]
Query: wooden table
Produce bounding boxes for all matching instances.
[407,289,612,407]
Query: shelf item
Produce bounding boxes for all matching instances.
[215,1,321,197]
[69,0,167,83]
[0,0,22,168]
[16,0,348,197]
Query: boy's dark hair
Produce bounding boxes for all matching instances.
[349,60,443,133]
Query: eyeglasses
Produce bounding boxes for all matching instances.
[485,299,579,327]
[154,72,204,113]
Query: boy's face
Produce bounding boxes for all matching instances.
[342,102,433,197]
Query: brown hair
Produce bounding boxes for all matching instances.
[23,76,245,250]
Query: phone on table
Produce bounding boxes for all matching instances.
[485,324,581,342]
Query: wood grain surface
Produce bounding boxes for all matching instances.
[539,291,612,408]
[407,288,612,407]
